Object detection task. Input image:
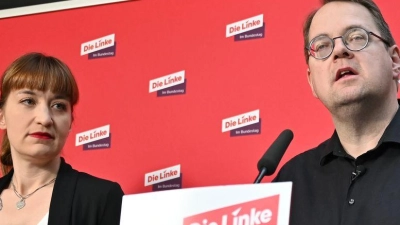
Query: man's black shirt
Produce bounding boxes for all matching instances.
[274,106,400,225]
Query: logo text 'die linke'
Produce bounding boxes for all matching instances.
[75,125,110,146]
[144,165,181,186]
[149,70,185,93]
[226,15,263,37]
[225,115,257,129]
[184,195,279,225]
[83,39,111,52]
[222,110,260,132]
[152,76,182,89]
[147,169,177,183]
[80,34,115,55]
[79,129,107,142]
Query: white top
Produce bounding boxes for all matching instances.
[37,212,49,225]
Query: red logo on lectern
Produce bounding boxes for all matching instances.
[183,195,279,225]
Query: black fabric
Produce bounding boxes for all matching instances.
[274,105,400,225]
[0,158,124,225]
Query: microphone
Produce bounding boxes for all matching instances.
[351,165,366,181]
[254,129,294,183]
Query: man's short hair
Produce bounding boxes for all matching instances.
[303,0,395,63]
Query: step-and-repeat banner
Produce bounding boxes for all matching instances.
[0,0,399,194]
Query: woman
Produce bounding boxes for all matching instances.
[0,53,124,225]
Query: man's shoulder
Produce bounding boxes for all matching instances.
[286,139,330,165]
[273,139,331,182]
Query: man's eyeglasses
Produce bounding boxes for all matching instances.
[307,27,390,60]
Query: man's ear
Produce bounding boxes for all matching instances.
[307,68,319,98]
[389,45,400,81]
[0,109,6,130]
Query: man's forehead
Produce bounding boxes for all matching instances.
[309,1,377,37]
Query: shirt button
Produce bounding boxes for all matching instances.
[349,199,355,205]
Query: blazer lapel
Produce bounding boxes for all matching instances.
[0,170,13,191]
[48,158,79,225]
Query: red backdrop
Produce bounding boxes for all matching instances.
[0,0,399,194]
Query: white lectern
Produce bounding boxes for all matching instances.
[120,182,292,225]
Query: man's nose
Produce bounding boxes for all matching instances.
[332,37,354,60]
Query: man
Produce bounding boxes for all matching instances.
[273,0,400,224]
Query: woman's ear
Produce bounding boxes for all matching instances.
[0,109,6,130]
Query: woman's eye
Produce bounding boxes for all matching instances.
[53,103,67,111]
[21,98,35,105]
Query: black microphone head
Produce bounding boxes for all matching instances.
[257,129,294,175]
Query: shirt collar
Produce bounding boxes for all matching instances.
[320,101,400,166]
[319,131,344,166]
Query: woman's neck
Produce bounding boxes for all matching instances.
[11,157,60,195]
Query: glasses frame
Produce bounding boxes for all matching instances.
[307,27,391,60]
